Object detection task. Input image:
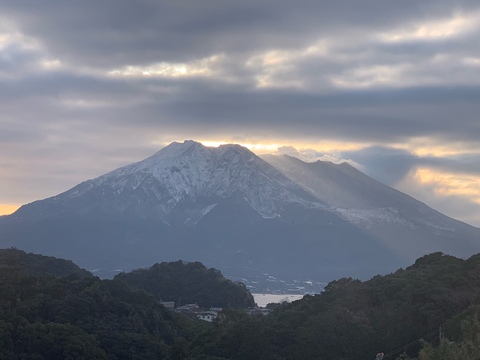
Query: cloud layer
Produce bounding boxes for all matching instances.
[1,0,479,225]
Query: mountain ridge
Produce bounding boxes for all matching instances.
[13,140,319,221]
[263,153,478,230]
[1,140,479,282]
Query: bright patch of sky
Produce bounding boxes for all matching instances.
[415,168,480,201]
[108,54,224,78]
[379,12,480,42]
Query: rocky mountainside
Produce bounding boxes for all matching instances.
[1,141,479,282]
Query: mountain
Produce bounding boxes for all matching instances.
[1,140,479,282]
[0,250,205,360]
[14,140,316,221]
[261,154,480,261]
[187,252,480,360]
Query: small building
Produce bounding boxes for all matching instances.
[245,307,272,316]
[196,311,218,322]
[160,301,175,310]
[175,304,199,313]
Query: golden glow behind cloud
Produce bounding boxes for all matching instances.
[108,54,224,78]
[415,168,480,203]
[200,141,283,154]
[195,138,367,154]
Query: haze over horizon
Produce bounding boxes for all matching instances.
[1,1,480,227]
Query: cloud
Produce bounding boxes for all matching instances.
[421,154,480,175]
[273,144,480,226]
[340,147,418,186]
[274,146,360,168]
[396,169,480,227]
[1,0,480,225]
[1,1,478,71]
[340,146,480,186]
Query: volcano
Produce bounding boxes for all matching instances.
[1,140,479,282]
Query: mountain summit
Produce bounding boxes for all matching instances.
[15,140,317,222]
[1,141,480,282]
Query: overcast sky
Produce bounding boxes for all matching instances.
[1,0,480,226]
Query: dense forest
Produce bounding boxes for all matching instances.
[115,261,255,309]
[1,249,480,359]
[187,252,480,360]
[0,249,211,359]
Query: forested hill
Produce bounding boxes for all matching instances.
[0,248,92,278]
[263,252,480,359]
[186,252,480,360]
[0,250,206,359]
[115,260,255,309]
[2,250,480,359]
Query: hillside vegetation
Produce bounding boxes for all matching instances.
[0,248,92,278]
[187,252,480,359]
[0,249,208,359]
[1,249,480,359]
[0,249,250,359]
[115,260,255,309]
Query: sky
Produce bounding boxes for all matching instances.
[1,0,480,226]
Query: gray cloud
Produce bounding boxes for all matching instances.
[342,147,419,186]
[420,154,480,176]
[396,174,480,227]
[1,0,480,226]
[2,0,478,67]
[343,147,480,185]
[280,145,480,226]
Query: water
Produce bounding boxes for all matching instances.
[253,293,304,307]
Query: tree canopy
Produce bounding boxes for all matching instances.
[2,249,480,359]
[115,260,255,309]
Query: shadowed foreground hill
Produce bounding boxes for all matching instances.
[0,251,205,359]
[0,248,92,278]
[115,261,255,309]
[2,250,480,359]
[187,252,480,360]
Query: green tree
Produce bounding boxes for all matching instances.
[420,313,480,360]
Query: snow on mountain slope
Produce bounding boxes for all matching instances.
[3,140,480,282]
[18,141,319,220]
[261,154,475,232]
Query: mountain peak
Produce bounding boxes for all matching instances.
[3,140,480,284]
[39,140,315,220]
[149,140,204,159]
[148,141,255,163]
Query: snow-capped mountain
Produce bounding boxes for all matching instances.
[262,154,480,263]
[1,141,479,282]
[17,140,318,222]
[261,154,464,231]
